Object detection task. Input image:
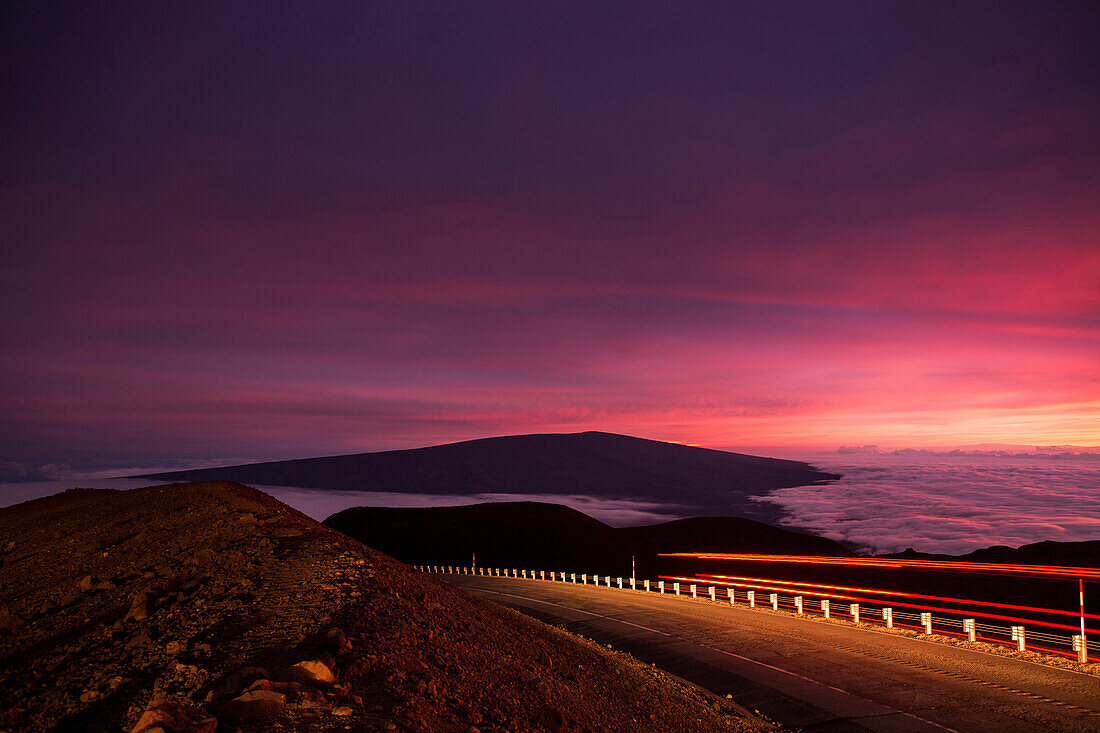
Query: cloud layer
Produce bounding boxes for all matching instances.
[755,455,1100,554]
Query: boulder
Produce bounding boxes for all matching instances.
[219,690,286,723]
[282,660,336,686]
[129,699,217,733]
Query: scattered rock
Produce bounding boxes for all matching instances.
[129,698,217,733]
[282,660,336,686]
[78,574,114,592]
[124,591,151,622]
[332,705,353,716]
[0,604,23,635]
[247,678,302,697]
[326,628,352,654]
[220,689,286,723]
[191,549,216,566]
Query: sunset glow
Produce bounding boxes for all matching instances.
[1,3,1097,470]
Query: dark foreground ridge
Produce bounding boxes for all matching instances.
[0,482,773,733]
[324,501,852,577]
[134,431,840,523]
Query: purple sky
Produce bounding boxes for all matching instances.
[1,2,1098,471]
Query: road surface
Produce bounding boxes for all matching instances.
[439,574,1099,732]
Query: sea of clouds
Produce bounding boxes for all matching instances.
[753,451,1100,555]
[2,452,1097,556]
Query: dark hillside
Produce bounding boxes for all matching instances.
[325,502,648,577]
[325,501,852,578]
[136,431,840,523]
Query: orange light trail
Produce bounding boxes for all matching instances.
[659,575,1100,635]
[694,572,1100,621]
[658,553,1100,579]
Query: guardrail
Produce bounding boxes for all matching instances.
[418,564,1097,665]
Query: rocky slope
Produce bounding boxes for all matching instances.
[0,482,774,732]
[134,432,839,523]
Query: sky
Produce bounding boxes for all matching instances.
[2,1,1098,472]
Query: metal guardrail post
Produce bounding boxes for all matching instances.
[618,577,623,589]
[1011,626,1025,651]
[658,580,664,594]
[644,579,650,591]
[795,596,803,614]
[1073,635,1087,663]
[606,575,611,587]
[709,586,716,601]
[691,584,697,598]
[821,599,830,619]
[883,607,893,628]
[728,588,736,605]
[963,619,976,641]
[770,593,778,611]
[572,573,576,583]
[582,573,587,585]
[747,590,755,607]
[630,577,635,590]
[920,612,932,635]
[674,582,680,596]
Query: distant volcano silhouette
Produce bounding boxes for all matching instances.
[135,431,840,523]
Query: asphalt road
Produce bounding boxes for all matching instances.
[439,574,1099,733]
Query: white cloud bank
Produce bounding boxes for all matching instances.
[754,455,1100,555]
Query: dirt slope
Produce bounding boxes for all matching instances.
[0,482,774,733]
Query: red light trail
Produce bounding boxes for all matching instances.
[692,572,1100,622]
[657,553,1100,580]
[658,575,1100,635]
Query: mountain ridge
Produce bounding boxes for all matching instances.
[133,431,840,524]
